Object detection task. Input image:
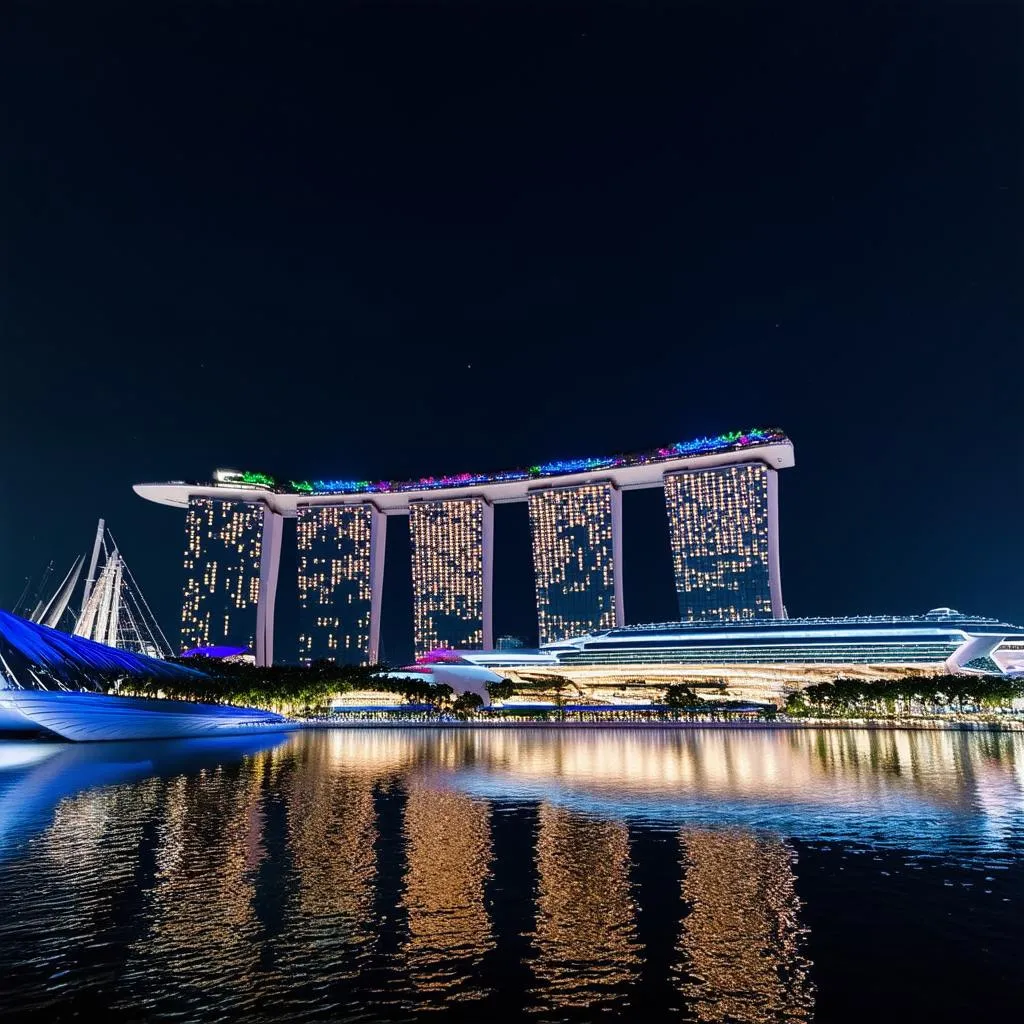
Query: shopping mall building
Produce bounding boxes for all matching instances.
[135,427,1022,701]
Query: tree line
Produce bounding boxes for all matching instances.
[114,658,445,715]
[784,674,1024,718]
[107,658,1024,722]
[115,658,492,719]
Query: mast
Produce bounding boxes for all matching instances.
[80,518,106,616]
[105,553,122,648]
[77,542,113,642]
[28,562,55,622]
[92,555,115,645]
[39,554,86,628]
[75,579,101,640]
[70,522,173,659]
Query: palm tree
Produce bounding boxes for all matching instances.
[452,692,484,719]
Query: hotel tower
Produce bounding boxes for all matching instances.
[137,429,793,665]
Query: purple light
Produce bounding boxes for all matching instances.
[415,649,468,664]
[181,645,250,659]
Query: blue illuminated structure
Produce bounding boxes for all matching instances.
[0,611,298,742]
[180,645,250,660]
[0,610,206,691]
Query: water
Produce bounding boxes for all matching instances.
[1,727,1023,1022]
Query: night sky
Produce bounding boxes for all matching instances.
[3,1,1022,664]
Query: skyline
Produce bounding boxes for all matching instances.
[3,6,1024,1023]
[9,413,1023,667]
[3,2,1021,664]
[165,430,788,664]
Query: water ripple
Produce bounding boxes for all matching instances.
[1,728,1023,1021]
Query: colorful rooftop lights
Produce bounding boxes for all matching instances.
[214,469,277,488]
[253,427,788,497]
[533,455,617,475]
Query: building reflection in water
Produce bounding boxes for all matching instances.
[1,728,1022,1021]
[122,747,282,1012]
[447,728,1024,831]
[277,731,381,979]
[675,831,814,1022]
[400,781,494,1002]
[529,805,641,1013]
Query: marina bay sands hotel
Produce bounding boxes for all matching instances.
[135,428,794,666]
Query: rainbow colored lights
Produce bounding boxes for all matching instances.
[242,471,276,487]
[235,428,788,498]
[214,469,277,488]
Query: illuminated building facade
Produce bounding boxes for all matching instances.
[664,464,781,621]
[136,428,794,665]
[296,503,386,665]
[180,497,282,666]
[529,482,624,644]
[437,611,1024,704]
[409,498,494,657]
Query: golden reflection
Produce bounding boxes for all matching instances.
[306,727,423,777]
[530,805,641,1011]
[401,782,494,1001]
[5,728,1022,1021]
[282,731,378,928]
[442,728,1024,816]
[41,777,161,875]
[676,831,814,1022]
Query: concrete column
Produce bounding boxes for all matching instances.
[766,468,784,619]
[256,505,283,667]
[367,504,387,663]
[482,499,495,650]
[610,483,625,627]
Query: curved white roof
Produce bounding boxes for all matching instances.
[135,434,794,516]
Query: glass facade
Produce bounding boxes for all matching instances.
[296,504,383,665]
[529,483,622,645]
[409,498,493,657]
[664,464,775,622]
[556,640,962,667]
[181,497,264,653]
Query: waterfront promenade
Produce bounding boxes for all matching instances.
[296,716,1024,732]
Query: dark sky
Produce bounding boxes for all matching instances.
[3,1,1022,664]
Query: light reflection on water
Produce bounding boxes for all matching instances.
[0,727,1022,1022]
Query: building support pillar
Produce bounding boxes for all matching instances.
[367,505,387,664]
[766,468,784,619]
[610,483,624,627]
[482,499,494,650]
[256,506,283,667]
